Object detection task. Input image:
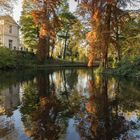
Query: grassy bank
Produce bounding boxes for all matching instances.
[0,47,89,70]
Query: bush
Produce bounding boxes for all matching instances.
[14,51,37,68]
[0,47,37,69]
[114,57,140,77]
[0,47,16,69]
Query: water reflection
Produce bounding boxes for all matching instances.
[0,69,140,140]
[0,84,20,116]
[20,70,81,140]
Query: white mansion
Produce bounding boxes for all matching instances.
[0,15,20,50]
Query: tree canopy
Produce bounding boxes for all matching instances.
[19,0,140,68]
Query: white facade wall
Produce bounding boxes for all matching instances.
[0,16,20,50]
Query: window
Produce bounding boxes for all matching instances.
[9,25,12,33]
[9,40,13,48]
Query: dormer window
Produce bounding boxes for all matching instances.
[9,25,12,33]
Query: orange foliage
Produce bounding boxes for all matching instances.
[86,31,97,45]
[86,8,101,66]
[31,0,60,39]
[92,9,99,23]
[88,54,94,67]
[86,102,96,113]
[32,11,40,24]
[40,23,47,37]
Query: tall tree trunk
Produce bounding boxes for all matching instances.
[63,30,69,59]
[101,3,112,68]
[35,4,51,64]
[50,40,55,58]
[114,11,121,63]
[36,37,47,64]
[115,30,121,62]
[115,41,121,62]
[46,37,50,59]
[101,42,109,68]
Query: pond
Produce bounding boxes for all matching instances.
[0,68,140,140]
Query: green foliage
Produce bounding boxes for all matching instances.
[117,57,140,77]
[20,13,38,50]
[15,52,37,68]
[20,0,38,51]
[105,57,140,77]
[18,1,140,68]
[20,81,39,115]
[107,13,140,73]
[94,66,105,74]
[121,15,140,58]
[0,47,37,69]
[0,47,16,69]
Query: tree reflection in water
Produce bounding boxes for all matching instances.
[20,70,81,140]
[19,69,140,140]
[76,73,140,140]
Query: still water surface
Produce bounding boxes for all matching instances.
[0,68,140,140]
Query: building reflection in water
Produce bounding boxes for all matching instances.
[0,84,20,116]
[0,83,22,140]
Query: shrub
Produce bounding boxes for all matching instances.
[0,46,37,69]
[0,47,16,69]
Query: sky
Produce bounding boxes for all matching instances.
[13,0,140,22]
[13,0,77,22]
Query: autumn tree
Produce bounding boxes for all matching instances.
[75,0,136,68]
[31,0,61,64]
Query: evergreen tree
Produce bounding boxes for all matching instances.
[20,0,38,52]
